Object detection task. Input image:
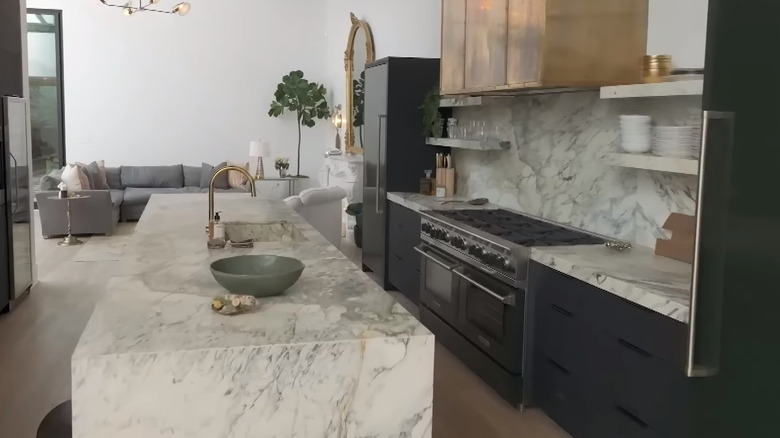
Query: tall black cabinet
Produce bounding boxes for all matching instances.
[362,57,441,289]
[0,0,24,97]
[0,0,25,313]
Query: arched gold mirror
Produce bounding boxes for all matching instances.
[344,13,375,154]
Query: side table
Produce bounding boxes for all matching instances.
[47,194,91,246]
[254,176,309,197]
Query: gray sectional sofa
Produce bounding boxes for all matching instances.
[35,164,248,237]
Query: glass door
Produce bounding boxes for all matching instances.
[26,9,65,185]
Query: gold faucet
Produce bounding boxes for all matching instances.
[208,166,257,228]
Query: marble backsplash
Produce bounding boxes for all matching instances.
[451,91,701,248]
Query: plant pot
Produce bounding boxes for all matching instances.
[431,117,445,138]
[353,224,362,249]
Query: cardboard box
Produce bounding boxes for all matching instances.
[655,213,696,264]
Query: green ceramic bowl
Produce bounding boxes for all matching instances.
[210,255,305,297]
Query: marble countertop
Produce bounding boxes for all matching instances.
[387,192,504,212]
[74,194,430,360]
[388,192,692,323]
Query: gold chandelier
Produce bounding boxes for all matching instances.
[99,0,191,17]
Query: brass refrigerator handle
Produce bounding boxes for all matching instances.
[686,110,734,378]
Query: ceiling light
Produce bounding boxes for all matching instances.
[99,0,191,17]
[173,2,191,16]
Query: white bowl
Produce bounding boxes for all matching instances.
[620,115,652,121]
[621,140,651,153]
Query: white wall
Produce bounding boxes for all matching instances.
[324,0,442,143]
[27,0,330,178]
[647,0,709,69]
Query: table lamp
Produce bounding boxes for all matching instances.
[250,140,272,179]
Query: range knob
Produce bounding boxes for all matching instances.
[421,223,432,234]
[449,236,460,247]
[498,256,511,270]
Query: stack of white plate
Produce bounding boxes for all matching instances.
[620,115,652,153]
[652,126,697,158]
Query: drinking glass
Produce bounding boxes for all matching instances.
[447,118,459,139]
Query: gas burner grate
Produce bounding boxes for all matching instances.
[434,209,604,246]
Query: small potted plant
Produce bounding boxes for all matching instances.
[345,202,363,248]
[420,87,443,138]
[274,157,290,178]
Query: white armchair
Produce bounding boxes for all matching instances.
[284,186,347,247]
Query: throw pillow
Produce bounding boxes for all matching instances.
[61,164,89,191]
[74,163,94,189]
[227,161,249,188]
[105,167,121,189]
[39,167,64,191]
[83,161,109,190]
[183,165,201,187]
[200,162,230,189]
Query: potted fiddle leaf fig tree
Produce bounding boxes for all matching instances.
[268,70,331,177]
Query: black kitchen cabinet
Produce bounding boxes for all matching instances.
[530,261,690,438]
[0,0,24,97]
[387,202,421,304]
[362,57,441,289]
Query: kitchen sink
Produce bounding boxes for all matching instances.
[224,221,307,243]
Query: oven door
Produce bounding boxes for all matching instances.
[415,244,461,325]
[455,266,525,374]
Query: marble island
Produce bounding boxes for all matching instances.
[389,192,692,324]
[72,194,433,438]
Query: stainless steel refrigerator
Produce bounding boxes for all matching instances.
[687,0,780,435]
[1,96,33,312]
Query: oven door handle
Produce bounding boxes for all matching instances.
[453,268,516,306]
[414,245,459,271]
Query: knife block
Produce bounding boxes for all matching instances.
[444,168,456,196]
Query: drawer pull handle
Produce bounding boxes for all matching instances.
[616,406,648,428]
[618,339,652,358]
[476,335,491,348]
[547,358,570,375]
[551,304,573,317]
[393,254,402,260]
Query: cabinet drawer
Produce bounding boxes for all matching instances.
[611,334,689,437]
[535,301,614,391]
[530,261,687,367]
[388,249,421,304]
[532,262,592,319]
[388,202,421,235]
[587,285,688,368]
[588,404,665,438]
[533,352,587,438]
[388,229,420,262]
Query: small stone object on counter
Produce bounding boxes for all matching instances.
[210,294,259,316]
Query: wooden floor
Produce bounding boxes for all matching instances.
[0,216,569,438]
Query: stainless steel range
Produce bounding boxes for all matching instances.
[415,208,604,408]
[421,209,604,287]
